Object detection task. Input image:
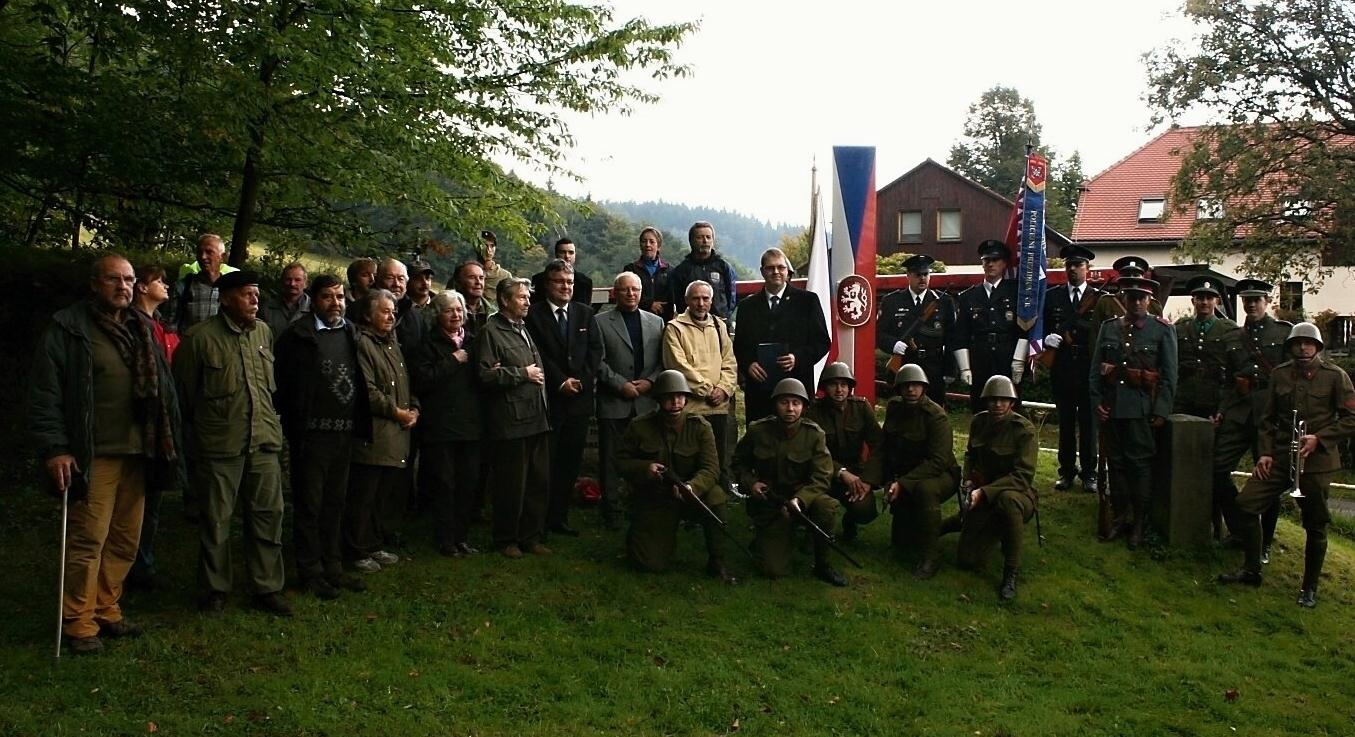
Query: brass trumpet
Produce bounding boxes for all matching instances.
[1289,409,1306,499]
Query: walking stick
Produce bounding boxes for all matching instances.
[55,486,68,660]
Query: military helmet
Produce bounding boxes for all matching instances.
[771,378,809,402]
[894,363,929,387]
[1285,321,1324,350]
[820,361,855,387]
[652,369,693,396]
[980,375,1018,400]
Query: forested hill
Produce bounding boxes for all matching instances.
[599,200,803,273]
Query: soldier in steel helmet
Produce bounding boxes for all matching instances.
[805,362,883,541]
[880,363,960,579]
[732,378,843,585]
[942,375,1038,601]
[1219,322,1355,608]
[615,370,734,584]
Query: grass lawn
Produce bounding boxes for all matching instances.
[3,413,1355,736]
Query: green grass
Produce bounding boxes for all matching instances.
[3,420,1355,736]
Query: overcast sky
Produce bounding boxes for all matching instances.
[516,0,1204,228]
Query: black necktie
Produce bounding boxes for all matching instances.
[770,295,781,312]
[556,306,568,343]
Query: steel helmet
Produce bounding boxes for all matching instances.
[771,378,809,402]
[1285,321,1324,350]
[653,369,693,396]
[894,363,929,387]
[980,375,1018,400]
[820,361,855,386]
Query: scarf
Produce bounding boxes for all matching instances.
[89,300,177,462]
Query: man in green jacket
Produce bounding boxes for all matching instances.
[805,362,882,541]
[733,378,843,586]
[174,271,290,616]
[881,364,960,579]
[1219,322,1355,608]
[29,254,181,653]
[618,370,734,583]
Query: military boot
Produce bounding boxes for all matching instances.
[812,541,847,587]
[998,566,1018,601]
[1299,529,1327,609]
[706,557,738,586]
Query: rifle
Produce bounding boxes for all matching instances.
[659,465,757,563]
[1036,287,1099,369]
[884,297,940,375]
[787,501,864,569]
[1096,426,1113,540]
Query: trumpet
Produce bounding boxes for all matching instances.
[1289,409,1306,499]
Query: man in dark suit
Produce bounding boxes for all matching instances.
[732,247,832,426]
[952,240,1029,413]
[526,259,603,537]
[532,238,595,311]
[595,272,665,529]
[1042,245,1105,492]
[876,254,955,404]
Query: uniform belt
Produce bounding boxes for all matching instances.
[976,333,1007,344]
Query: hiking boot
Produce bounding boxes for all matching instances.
[251,592,294,617]
[326,573,366,592]
[1054,476,1075,491]
[456,542,480,556]
[199,591,227,614]
[501,544,523,559]
[352,557,381,573]
[303,577,340,600]
[998,567,1019,601]
[813,564,848,587]
[1082,477,1098,494]
[527,542,552,556]
[68,635,104,655]
[98,618,143,639]
[1297,588,1318,609]
[371,550,400,566]
[706,557,738,585]
[913,558,940,580]
[1217,569,1263,586]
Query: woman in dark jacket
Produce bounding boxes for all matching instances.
[411,290,482,556]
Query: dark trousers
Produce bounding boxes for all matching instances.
[378,455,413,546]
[344,463,400,561]
[969,344,1017,413]
[423,440,480,548]
[130,483,164,580]
[547,414,590,528]
[1232,468,1331,586]
[494,432,551,547]
[956,490,1034,570]
[291,432,352,581]
[744,388,773,429]
[705,413,732,490]
[1053,360,1096,481]
[597,416,633,521]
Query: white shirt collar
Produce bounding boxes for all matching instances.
[314,314,347,331]
[764,285,787,301]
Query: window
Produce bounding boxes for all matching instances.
[898,210,922,244]
[937,209,962,241]
[1138,198,1165,222]
[1196,199,1224,220]
[1280,281,1304,315]
[1282,198,1314,221]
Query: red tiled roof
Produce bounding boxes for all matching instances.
[1072,126,1203,242]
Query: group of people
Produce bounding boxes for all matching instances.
[30,224,1351,655]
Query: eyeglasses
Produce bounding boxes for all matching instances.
[548,278,575,286]
[762,264,789,272]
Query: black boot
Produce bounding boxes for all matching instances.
[1216,568,1263,586]
[812,540,847,587]
[913,557,940,580]
[998,566,1018,601]
[1298,528,1328,608]
[1127,495,1145,550]
[706,557,738,586]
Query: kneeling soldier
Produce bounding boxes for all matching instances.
[806,362,883,541]
[617,370,736,584]
[947,376,1038,601]
[733,378,843,585]
[1219,323,1355,608]
[882,364,961,578]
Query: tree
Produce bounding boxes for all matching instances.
[1145,0,1355,283]
[1046,151,1085,236]
[0,1,695,264]
[777,230,810,273]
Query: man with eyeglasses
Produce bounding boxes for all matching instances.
[732,247,831,426]
[526,258,603,537]
[532,238,595,311]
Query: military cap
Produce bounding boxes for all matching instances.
[820,361,855,386]
[1116,276,1158,296]
[1060,245,1096,264]
[216,270,261,292]
[977,240,1010,261]
[1235,278,1273,298]
[412,258,435,276]
[1112,256,1150,276]
[902,254,936,274]
[1186,274,1222,297]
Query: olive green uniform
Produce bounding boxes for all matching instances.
[806,396,883,533]
[880,395,960,560]
[1091,291,1162,327]
[1214,315,1291,538]
[173,314,286,596]
[617,410,725,571]
[1088,314,1178,533]
[1230,356,1355,590]
[951,410,1038,572]
[732,417,836,578]
[1173,314,1247,419]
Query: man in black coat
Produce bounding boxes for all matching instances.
[875,254,955,404]
[526,259,603,536]
[1042,245,1105,492]
[732,247,832,426]
[531,238,594,311]
[952,240,1029,413]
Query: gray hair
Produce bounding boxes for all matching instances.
[685,279,713,299]
[497,277,531,307]
[363,288,397,321]
[431,289,467,312]
[613,271,642,289]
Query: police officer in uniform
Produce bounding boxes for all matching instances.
[1219,323,1355,608]
[881,364,960,578]
[1218,279,1291,560]
[733,378,844,586]
[876,254,955,404]
[1042,245,1105,491]
[945,375,1038,601]
[616,370,735,584]
[1088,276,1178,549]
[805,362,882,541]
[953,240,1029,412]
[1090,256,1164,326]
[1173,275,1247,420]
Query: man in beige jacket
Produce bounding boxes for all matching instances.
[662,280,738,494]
